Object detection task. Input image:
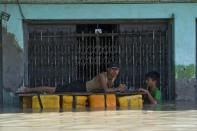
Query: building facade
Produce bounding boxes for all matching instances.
[0,0,197,107]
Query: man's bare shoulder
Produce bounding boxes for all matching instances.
[98,72,107,78]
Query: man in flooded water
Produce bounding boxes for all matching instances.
[138,71,162,104]
[17,63,126,93]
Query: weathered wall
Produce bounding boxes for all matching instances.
[176,64,196,101]
[0,3,197,105]
[1,0,197,4]
[2,27,23,92]
[1,26,23,107]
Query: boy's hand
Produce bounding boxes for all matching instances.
[138,88,149,94]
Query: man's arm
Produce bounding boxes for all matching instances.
[104,85,126,93]
[16,86,56,94]
[99,75,125,92]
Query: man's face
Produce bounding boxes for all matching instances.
[145,78,156,88]
[109,68,120,77]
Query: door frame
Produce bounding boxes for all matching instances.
[196,19,197,101]
[0,20,3,107]
[23,19,175,100]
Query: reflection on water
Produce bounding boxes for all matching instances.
[0,102,197,131]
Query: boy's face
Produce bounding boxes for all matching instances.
[145,77,157,88]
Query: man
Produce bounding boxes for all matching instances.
[17,63,126,93]
[138,71,162,104]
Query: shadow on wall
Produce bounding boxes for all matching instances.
[2,27,24,92]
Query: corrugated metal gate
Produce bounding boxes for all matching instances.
[25,21,174,100]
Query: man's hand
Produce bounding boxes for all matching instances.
[138,88,149,94]
[118,84,126,92]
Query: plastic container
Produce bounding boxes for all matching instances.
[89,95,105,108]
[62,95,73,110]
[106,94,116,108]
[32,95,60,109]
[75,96,88,108]
[118,94,143,109]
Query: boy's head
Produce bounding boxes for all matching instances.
[145,71,160,88]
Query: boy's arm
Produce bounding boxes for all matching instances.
[146,91,158,104]
[139,88,159,104]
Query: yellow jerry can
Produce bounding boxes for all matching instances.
[106,94,116,108]
[118,94,143,109]
[75,96,88,108]
[32,95,60,109]
[89,94,105,108]
[62,95,73,110]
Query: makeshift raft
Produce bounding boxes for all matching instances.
[19,92,143,110]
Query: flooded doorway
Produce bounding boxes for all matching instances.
[24,20,174,101]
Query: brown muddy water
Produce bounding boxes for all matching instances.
[0,102,197,131]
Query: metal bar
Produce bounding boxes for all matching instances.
[152,30,155,66]
[82,32,85,81]
[125,34,128,86]
[68,34,71,83]
[164,31,168,99]
[37,32,166,38]
[85,35,88,81]
[89,37,92,80]
[92,36,95,79]
[98,36,101,75]
[111,31,114,62]
[70,34,73,82]
[96,36,98,76]
[146,34,149,74]
[104,36,108,70]
[159,31,162,92]
[132,35,135,87]
[78,36,81,81]
[139,33,142,88]
[74,36,78,81]
[118,36,122,83]
[40,32,44,87]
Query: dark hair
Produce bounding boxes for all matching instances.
[145,71,160,81]
[107,63,119,69]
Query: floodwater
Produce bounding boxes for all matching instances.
[0,102,197,131]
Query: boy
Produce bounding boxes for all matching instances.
[139,71,162,104]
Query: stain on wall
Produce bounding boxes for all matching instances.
[175,64,196,101]
[176,64,195,79]
[2,27,24,92]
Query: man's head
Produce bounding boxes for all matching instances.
[145,71,160,88]
[107,63,120,77]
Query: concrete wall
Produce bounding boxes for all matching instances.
[1,0,197,4]
[0,3,197,105]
